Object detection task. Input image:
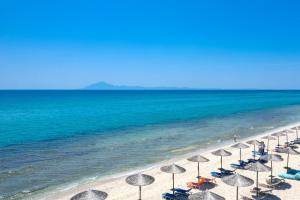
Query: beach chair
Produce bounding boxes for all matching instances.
[162,193,176,200]
[172,188,191,195]
[186,177,215,189]
[278,169,300,180]
[230,160,249,169]
[210,169,234,178]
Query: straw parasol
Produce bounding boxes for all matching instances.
[272,132,285,147]
[70,190,108,200]
[292,126,300,141]
[283,147,300,173]
[222,173,254,200]
[189,190,225,200]
[126,173,155,200]
[245,161,271,197]
[161,164,186,195]
[261,135,276,153]
[187,155,209,179]
[260,154,283,183]
[283,129,294,145]
[231,143,249,163]
[211,149,232,170]
[246,140,261,159]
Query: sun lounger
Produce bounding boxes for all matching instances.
[279,168,300,180]
[187,177,215,188]
[172,188,191,195]
[162,193,176,200]
[211,169,234,178]
[230,160,249,169]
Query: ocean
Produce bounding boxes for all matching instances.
[1,90,300,199]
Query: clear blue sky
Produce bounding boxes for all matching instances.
[1,0,300,89]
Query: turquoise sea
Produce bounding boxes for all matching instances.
[1,90,300,199]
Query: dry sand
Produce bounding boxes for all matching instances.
[37,123,300,200]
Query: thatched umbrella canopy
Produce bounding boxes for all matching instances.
[211,149,232,170]
[283,130,294,145]
[260,154,283,183]
[189,190,225,200]
[291,126,300,140]
[70,190,108,200]
[231,143,249,162]
[161,164,186,195]
[283,147,300,172]
[272,132,285,147]
[126,173,155,200]
[245,161,271,197]
[222,173,254,200]
[187,155,209,178]
[246,140,261,159]
[261,135,276,153]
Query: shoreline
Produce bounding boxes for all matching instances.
[32,121,300,200]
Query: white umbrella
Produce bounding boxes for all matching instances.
[246,161,271,198]
[272,132,285,147]
[260,154,283,183]
[189,190,225,200]
[126,173,155,200]
[283,147,300,173]
[70,190,108,200]
[261,135,276,153]
[161,164,186,195]
[222,173,254,200]
[246,140,261,159]
[211,149,232,170]
[187,155,209,179]
[292,126,300,141]
[231,143,249,163]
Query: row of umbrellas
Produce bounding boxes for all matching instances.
[70,127,300,200]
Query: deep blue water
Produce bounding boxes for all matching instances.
[1,90,300,199]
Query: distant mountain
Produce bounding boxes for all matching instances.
[84,82,191,90]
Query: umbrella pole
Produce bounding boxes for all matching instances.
[236,186,239,200]
[221,156,223,169]
[277,136,280,147]
[139,186,141,200]
[267,139,270,153]
[253,144,256,160]
[270,160,273,183]
[172,173,175,195]
[286,152,290,173]
[197,162,200,179]
[256,171,259,197]
[297,129,299,140]
[239,148,242,162]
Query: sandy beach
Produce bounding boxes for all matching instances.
[36,123,300,200]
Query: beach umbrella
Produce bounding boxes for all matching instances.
[160,163,186,195]
[271,132,285,147]
[70,190,108,200]
[245,161,271,197]
[211,149,232,170]
[246,140,261,159]
[187,155,209,179]
[283,147,300,173]
[261,135,276,153]
[126,173,155,200]
[260,154,283,183]
[284,130,294,145]
[292,126,300,141]
[222,173,254,200]
[231,143,249,163]
[189,190,225,200]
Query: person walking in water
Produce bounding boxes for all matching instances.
[233,134,239,142]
